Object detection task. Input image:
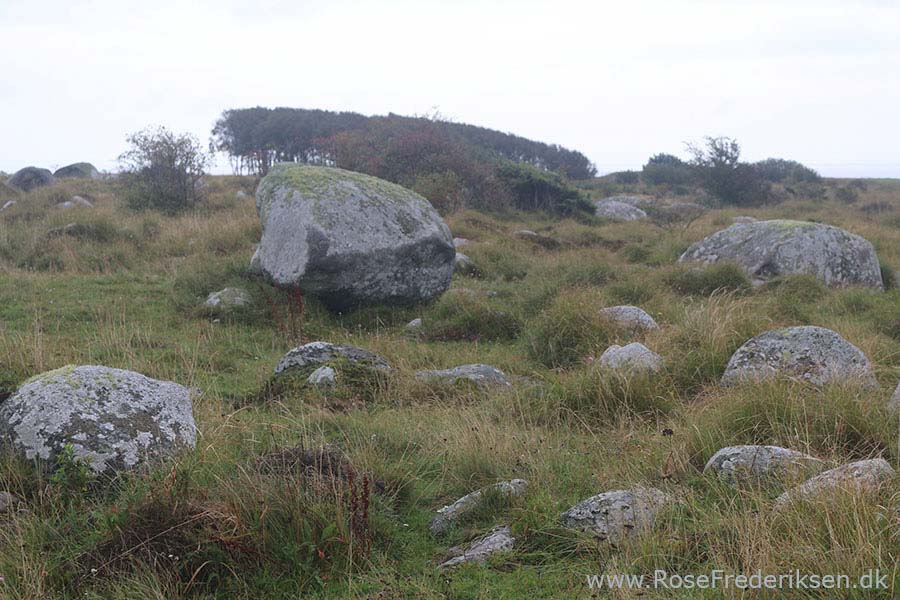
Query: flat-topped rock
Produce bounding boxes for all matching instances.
[438,526,515,569]
[415,364,511,388]
[429,479,527,535]
[274,341,391,376]
[204,287,251,309]
[594,199,647,222]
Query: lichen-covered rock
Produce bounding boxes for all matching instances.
[53,162,100,179]
[599,343,664,373]
[0,365,196,474]
[235,190,249,200]
[254,164,454,309]
[438,526,515,569]
[204,287,251,309]
[721,326,876,387]
[599,305,659,332]
[454,252,474,274]
[415,364,511,388]
[8,167,55,192]
[604,195,649,208]
[679,220,883,289]
[594,199,647,222]
[775,459,895,507]
[274,341,391,376]
[703,445,825,485]
[888,382,900,414]
[561,487,672,543]
[429,479,527,535]
[306,366,336,386]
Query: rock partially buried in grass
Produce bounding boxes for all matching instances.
[561,487,672,543]
[274,341,392,376]
[453,237,469,248]
[721,326,876,388]
[429,479,527,535]
[54,195,93,209]
[254,164,454,310]
[774,459,895,508]
[599,343,664,373]
[8,167,55,192]
[679,220,884,289]
[454,252,474,274]
[204,287,251,309]
[438,525,515,569]
[415,364,511,388]
[594,199,647,222]
[703,445,825,485]
[0,365,196,475]
[306,366,336,386]
[599,305,659,332]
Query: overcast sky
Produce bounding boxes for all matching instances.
[2,0,899,177]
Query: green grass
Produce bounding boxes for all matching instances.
[0,175,897,598]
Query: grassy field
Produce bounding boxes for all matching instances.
[0,175,897,598]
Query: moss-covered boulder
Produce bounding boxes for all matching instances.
[254,164,455,309]
[679,220,883,289]
[0,365,196,474]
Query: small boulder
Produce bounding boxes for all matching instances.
[599,343,664,373]
[254,164,454,310]
[721,326,876,387]
[53,162,100,179]
[599,305,659,332]
[453,237,469,248]
[306,366,336,387]
[55,195,94,210]
[415,364,511,388]
[405,317,423,331]
[775,459,895,507]
[8,167,55,192]
[703,445,825,485]
[679,220,883,289]
[454,252,474,274]
[438,526,515,569]
[594,199,647,222]
[0,365,196,474]
[274,342,391,376]
[204,287,251,309]
[561,487,672,543]
[429,479,527,535]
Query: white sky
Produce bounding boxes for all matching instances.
[2,0,899,177]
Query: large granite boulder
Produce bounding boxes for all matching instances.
[53,162,100,179]
[703,445,825,485]
[594,199,647,222]
[0,365,196,474]
[561,487,672,543]
[8,167,55,192]
[721,326,876,387]
[775,459,895,507]
[679,220,883,289]
[254,165,454,309]
[274,341,391,376]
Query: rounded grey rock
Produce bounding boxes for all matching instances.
[599,343,664,373]
[679,220,883,289]
[415,364,511,388]
[254,165,454,310]
[599,305,659,332]
[775,459,895,507]
[8,167,55,192]
[306,366,336,386]
[561,487,672,543]
[274,341,391,376]
[721,326,876,387]
[53,162,100,179]
[0,365,196,474]
[454,252,473,273]
[594,199,647,222]
[703,445,825,485]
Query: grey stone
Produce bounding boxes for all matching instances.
[306,366,336,386]
[429,479,528,535]
[721,326,876,387]
[405,317,423,331]
[8,167,55,192]
[775,459,895,507]
[594,199,647,222]
[599,343,664,373]
[255,165,454,310]
[274,341,391,376]
[204,287,251,309]
[561,487,672,543]
[236,190,249,200]
[53,162,100,179]
[514,229,538,239]
[438,526,515,569]
[454,252,474,274]
[679,220,883,289]
[0,491,18,513]
[0,365,196,475]
[55,195,93,210]
[703,445,825,485]
[453,237,469,248]
[415,364,511,388]
[599,305,659,332]
[0,200,16,212]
